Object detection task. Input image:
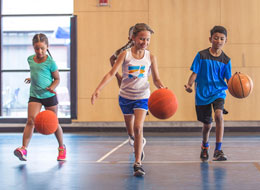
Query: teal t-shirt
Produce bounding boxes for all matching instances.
[28,55,58,99]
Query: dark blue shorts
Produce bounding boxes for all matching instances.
[29,95,58,107]
[119,96,148,115]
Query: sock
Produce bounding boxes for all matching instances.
[215,142,222,151]
[202,141,209,148]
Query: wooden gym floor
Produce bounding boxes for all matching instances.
[1,131,260,190]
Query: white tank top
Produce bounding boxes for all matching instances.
[119,49,151,100]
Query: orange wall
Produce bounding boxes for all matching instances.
[74,0,260,122]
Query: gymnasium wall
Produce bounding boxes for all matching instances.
[74,0,259,122]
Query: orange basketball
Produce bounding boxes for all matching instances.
[34,110,58,135]
[148,88,178,119]
[228,72,253,99]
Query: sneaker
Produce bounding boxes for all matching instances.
[141,138,146,161]
[213,150,227,161]
[129,136,146,148]
[142,137,146,148]
[141,151,145,161]
[223,108,228,115]
[14,147,27,161]
[128,135,134,146]
[200,146,209,161]
[57,145,66,161]
[131,137,146,161]
[133,162,145,177]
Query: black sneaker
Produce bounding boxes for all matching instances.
[133,163,145,177]
[200,146,209,161]
[223,108,228,115]
[213,150,227,161]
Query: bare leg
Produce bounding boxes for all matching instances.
[214,109,224,143]
[133,109,147,164]
[45,105,64,147]
[22,102,42,147]
[202,123,212,144]
[123,114,134,137]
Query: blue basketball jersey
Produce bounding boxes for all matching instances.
[190,48,232,105]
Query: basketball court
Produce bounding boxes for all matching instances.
[1,130,260,190]
[0,1,259,190]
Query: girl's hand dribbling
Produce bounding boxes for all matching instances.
[91,90,100,105]
[184,84,193,93]
[46,87,56,95]
[160,86,167,89]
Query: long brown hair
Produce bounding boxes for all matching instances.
[132,23,154,37]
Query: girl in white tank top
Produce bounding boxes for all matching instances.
[91,23,165,176]
[119,49,151,100]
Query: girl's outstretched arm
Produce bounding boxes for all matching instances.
[91,51,126,105]
[109,55,122,87]
[150,54,165,89]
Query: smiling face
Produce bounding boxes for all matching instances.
[132,30,151,50]
[33,41,48,60]
[209,32,227,51]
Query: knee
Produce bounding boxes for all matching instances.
[214,112,223,123]
[203,124,212,131]
[134,126,143,136]
[26,117,35,127]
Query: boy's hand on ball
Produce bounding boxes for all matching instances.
[184,84,193,93]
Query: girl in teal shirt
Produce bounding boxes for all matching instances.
[14,33,66,161]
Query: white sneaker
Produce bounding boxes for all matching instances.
[130,136,146,161]
[141,137,146,161]
[142,137,146,149]
[128,135,134,146]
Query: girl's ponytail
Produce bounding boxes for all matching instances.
[47,49,53,59]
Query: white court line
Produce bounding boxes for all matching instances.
[80,160,260,164]
[67,140,260,143]
[66,141,129,143]
[148,141,260,142]
[96,139,129,163]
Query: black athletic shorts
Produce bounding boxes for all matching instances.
[195,98,224,124]
[29,95,58,107]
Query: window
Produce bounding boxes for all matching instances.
[2,0,73,15]
[0,0,76,120]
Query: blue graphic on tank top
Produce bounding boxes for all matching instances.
[128,65,145,78]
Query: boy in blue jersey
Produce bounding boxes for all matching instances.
[185,26,232,161]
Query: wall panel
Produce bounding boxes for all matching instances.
[221,0,260,44]
[75,0,148,12]
[149,0,221,68]
[75,0,260,121]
